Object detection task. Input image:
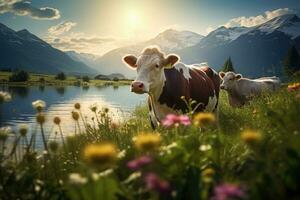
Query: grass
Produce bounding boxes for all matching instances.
[0,84,300,200]
[0,71,131,87]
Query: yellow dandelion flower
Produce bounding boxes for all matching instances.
[74,103,81,109]
[72,111,80,121]
[133,133,162,151]
[83,143,118,167]
[53,116,61,125]
[202,168,215,177]
[36,113,46,124]
[241,130,262,144]
[193,112,215,127]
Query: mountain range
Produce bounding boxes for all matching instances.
[0,23,97,75]
[0,14,299,78]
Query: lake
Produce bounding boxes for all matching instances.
[0,84,146,148]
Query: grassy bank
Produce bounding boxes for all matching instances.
[0,72,131,87]
[0,84,300,200]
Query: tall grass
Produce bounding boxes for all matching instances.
[0,86,299,200]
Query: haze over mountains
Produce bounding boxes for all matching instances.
[0,14,299,78]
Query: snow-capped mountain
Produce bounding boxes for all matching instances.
[177,14,300,77]
[255,14,300,39]
[95,29,204,77]
[198,26,251,48]
[0,23,97,75]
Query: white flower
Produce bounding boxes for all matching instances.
[69,173,87,185]
[19,124,29,136]
[0,91,11,102]
[199,144,212,152]
[32,100,46,111]
[117,149,126,159]
[0,126,12,141]
[123,172,141,184]
[92,169,114,181]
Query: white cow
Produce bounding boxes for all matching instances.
[219,71,281,107]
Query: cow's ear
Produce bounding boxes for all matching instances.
[163,54,179,69]
[235,74,242,80]
[122,55,137,69]
[219,71,225,78]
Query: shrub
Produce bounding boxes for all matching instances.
[82,76,90,82]
[8,70,29,82]
[113,77,119,82]
[55,72,66,80]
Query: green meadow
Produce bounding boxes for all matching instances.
[0,84,300,200]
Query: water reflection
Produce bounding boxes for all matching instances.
[8,86,30,98]
[55,86,66,95]
[0,85,146,148]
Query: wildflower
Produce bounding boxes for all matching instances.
[49,141,59,152]
[162,114,191,127]
[92,169,114,181]
[36,113,46,124]
[90,103,98,112]
[110,122,118,130]
[202,168,215,183]
[127,155,153,170]
[0,91,11,103]
[32,100,46,112]
[133,133,161,151]
[117,149,126,159]
[241,130,262,145]
[123,172,141,184]
[199,144,212,151]
[104,107,109,113]
[212,183,246,200]
[193,112,215,127]
[69,173,87,185]
[74,103,81,109]
[83,143,118,167]
[53,116,61,125]
[72,111,80,121]
[19,124,29,136]
[0,126,12,141]
[144,173,171,194]
[287,83,300,92]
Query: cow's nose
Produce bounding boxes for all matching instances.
[131,81,145,93]
[220,85,225,89]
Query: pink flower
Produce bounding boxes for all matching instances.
[144,173,171,194]
[127,155,152,170]
[162,114,191,127]
[212,183,246,200]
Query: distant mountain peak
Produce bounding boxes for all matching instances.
[256,13,300,39]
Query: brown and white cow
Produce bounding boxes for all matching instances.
[219,71,281,107]
[122,46,221,128]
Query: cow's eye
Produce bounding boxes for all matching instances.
[155,64,159,68]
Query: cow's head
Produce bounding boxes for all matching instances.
[122,46,179,94]
[219,71,242,90]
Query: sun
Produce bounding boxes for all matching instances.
[128,10,141,27]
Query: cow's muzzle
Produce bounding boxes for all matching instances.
[131,81,146,94]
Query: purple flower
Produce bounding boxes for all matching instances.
[144,173,171,194]
[127,155,152,170]
[162,114,191,127]
[212,183,246,200]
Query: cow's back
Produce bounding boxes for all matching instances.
[158,65,220,112]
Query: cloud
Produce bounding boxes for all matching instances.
[45,32,120,55]
[48,21,77,35]
[0,0,60,20]
[224,8,294,28]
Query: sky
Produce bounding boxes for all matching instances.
[0,0,300,55]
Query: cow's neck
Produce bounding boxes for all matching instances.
[148,71,171,122]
